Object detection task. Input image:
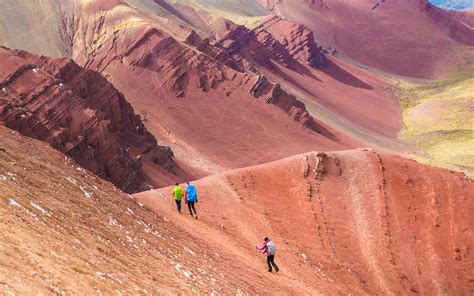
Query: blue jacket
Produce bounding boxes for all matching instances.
[186,184,198,202]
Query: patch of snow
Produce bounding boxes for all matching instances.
[31,202,51,217]
[236,288,248,296]
[0,175,6,181]
[175,264,192,278]
[65,176,76,184]
[138,202,144,207]
[8,198,21,208]
[314,264,335,283]
[107,273,123,285]
[32,67,39,73]
[80,186,93,199]
[25,208,37,218]
[1,87,7,92]
[298,252,309,263]
[197,268,207,275]
[108,215,123,229]
[20,114,26,118]
[184,246,195,256]
[6,172,17,181]
[126,208,134,215]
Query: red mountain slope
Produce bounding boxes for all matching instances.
[0,47,184,193]
[259,0,474,78]
[0,124,314,294]
[137,149,474,294]
[72,2,344,176]
[215,13,403,143]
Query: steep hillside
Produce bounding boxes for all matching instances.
[216,15,326,71]
[398,63,474,176]
[0,47,183,193]
[215,15,403,144]
[72,1,344,176]
[258,0,474,78]
[0,0,73,57]
[0,124,313,294]
[137,149,474,295]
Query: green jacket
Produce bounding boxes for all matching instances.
[172,186,184,201]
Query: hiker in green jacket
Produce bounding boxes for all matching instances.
[172,182,184,214]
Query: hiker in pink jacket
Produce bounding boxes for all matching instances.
[257,236,279,272]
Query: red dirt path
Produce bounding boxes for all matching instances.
[137,149,474,294]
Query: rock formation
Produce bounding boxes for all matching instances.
[0,47,180,193]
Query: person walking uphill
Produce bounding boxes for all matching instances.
[172,182,184,214]
[257,237,279,272]
[185,182,198,219]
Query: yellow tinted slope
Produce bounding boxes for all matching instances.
[398,63,474,175]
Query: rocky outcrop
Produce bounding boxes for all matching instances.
[1,123,300,294]
[254,0,474,78]
[138,149,474,295]
[254,16,327,68]
[217,15,327,70]
[73,7,330,136]
[0,46,179,193]
[183,29,247,73]
[250,75,332,135]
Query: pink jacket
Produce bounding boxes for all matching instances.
[258,241,272,257]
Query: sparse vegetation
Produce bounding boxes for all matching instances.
[397,61,474,176]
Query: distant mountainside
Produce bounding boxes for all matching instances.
[0,0,473,294]
[430,0,474,10]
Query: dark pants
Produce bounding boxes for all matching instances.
[267,255,279,272]
[187,201,197,216]
[175,200,182,213]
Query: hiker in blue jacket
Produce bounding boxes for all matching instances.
[185,182,198,219]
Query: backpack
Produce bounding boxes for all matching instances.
[267,241,276,255]
[173,186,183,200]
[186,184,197,201]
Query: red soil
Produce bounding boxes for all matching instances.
[0,124,311,294]
[0,47,183,193]
[259,0,474,78]
[137,149,474,294]
[217,14,403,144]
[449,9,474,27]
[72,4,344,175]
